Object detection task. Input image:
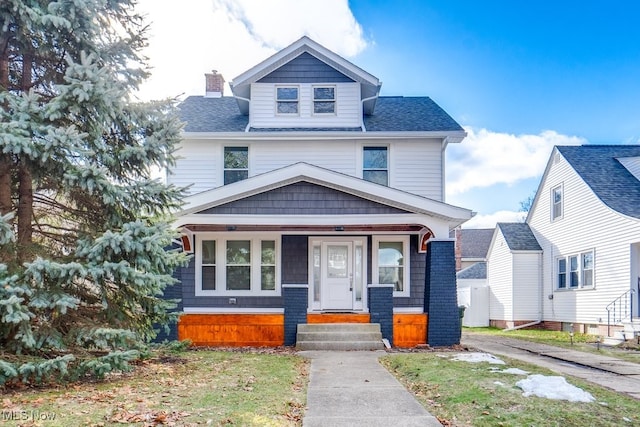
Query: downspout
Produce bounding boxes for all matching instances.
[360,95,378,132]
[504,320,541,332]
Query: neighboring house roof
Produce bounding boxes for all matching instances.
[178,96,464,134]
[457,262,486,280]
[556,145,640,219]
[496,223,542,251]
[460,228,494,259]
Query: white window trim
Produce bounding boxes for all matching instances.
[555,249,595,291]
[312,85,336,115]
[372,235,410,297]
[551,184,563,221]
[275,85,299,116]
[222,145,249,185]
[195,233,281,296]
[360,144,391,187]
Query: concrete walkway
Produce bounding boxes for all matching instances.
[462,331,640,400]
[299,350,441,427]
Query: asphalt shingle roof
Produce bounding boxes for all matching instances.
[457,262,487,280]
[556,145,640,219]
[497,223,542,251]
[460,228,494,259]
[178,96,463,133]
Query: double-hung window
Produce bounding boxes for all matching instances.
[373,236,409,297]
[276,86,299,114]
[196,235,280,295]
[551,185,563,220]
[363,146,388,186]
[313,86,335,114]
[224,146,248,184]
[556,249,595,290]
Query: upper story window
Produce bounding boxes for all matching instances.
[363,146,388,186]
[276,86,299,114]
[551,185,563,220]
[556,249,595,290]
[313,86,335,114]
[224,146,248,184]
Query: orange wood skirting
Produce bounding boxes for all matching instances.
[178,314,284,347]
[393,313,428,348]
[307,313,371,324]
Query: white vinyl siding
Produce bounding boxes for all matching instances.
[528,150,640,325]
[512,252,542,321]
[393,139,443,200]
[168,139,219,193]
[487,230,514,321]
[250,82,361,128]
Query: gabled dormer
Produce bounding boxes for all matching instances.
[230,36,382,130]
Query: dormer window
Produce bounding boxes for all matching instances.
[276,86,299,114]
[313,86,335,114]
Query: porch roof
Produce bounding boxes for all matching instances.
[174,163,472,233]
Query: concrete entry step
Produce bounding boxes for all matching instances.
[296,323,384,351]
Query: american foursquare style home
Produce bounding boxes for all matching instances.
[164,37,472,348]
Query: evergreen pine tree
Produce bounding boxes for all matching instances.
[0,0,188,385]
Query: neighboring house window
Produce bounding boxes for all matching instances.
[196,235,280,295]
[313,86,335,114]
[276,86,298,114]
[581,251,594,287]
[224,146,248,184]
[557,258,566,289]
[556,250,595,290]
[569,255,579,288]
[363,146,388,186]
[373,236,409,297]
[551,185,563,220]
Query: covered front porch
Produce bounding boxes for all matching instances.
[170,163,472,348]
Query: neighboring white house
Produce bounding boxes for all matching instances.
[164,36,472,348]
[486,145,640,337]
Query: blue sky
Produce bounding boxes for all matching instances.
[136,0,640,228]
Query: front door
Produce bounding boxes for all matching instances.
[321,241,353,310]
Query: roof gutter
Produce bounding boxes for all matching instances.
[232,94,252,132]
[360,94,379,132]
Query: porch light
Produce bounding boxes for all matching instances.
[334,226,344,231]
[226,225,237,231]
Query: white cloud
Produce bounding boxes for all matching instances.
[463,210,525,229]
[135,0,370,101]
[446,127,585,196]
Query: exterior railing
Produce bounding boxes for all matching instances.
[606,289,635,337]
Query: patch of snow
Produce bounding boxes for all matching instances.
[516,374,595,402]
[452,352,506,365]
[500,368,529,375]
[494,381,505,387]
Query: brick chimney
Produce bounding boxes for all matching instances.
[205,70,224,97]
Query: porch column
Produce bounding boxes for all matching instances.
[283,284,308,346]
[425,239,460,346]
[368,284,394,346]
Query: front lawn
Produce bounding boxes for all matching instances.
[1,349,308,426]
[382,352,639,426]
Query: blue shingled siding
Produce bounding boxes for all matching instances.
[282,235,308,284]
[283,285,308,346]
[425,240,460,346]
[369,285,394,345]
[258,52,354,83]
[197,182,410,215]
